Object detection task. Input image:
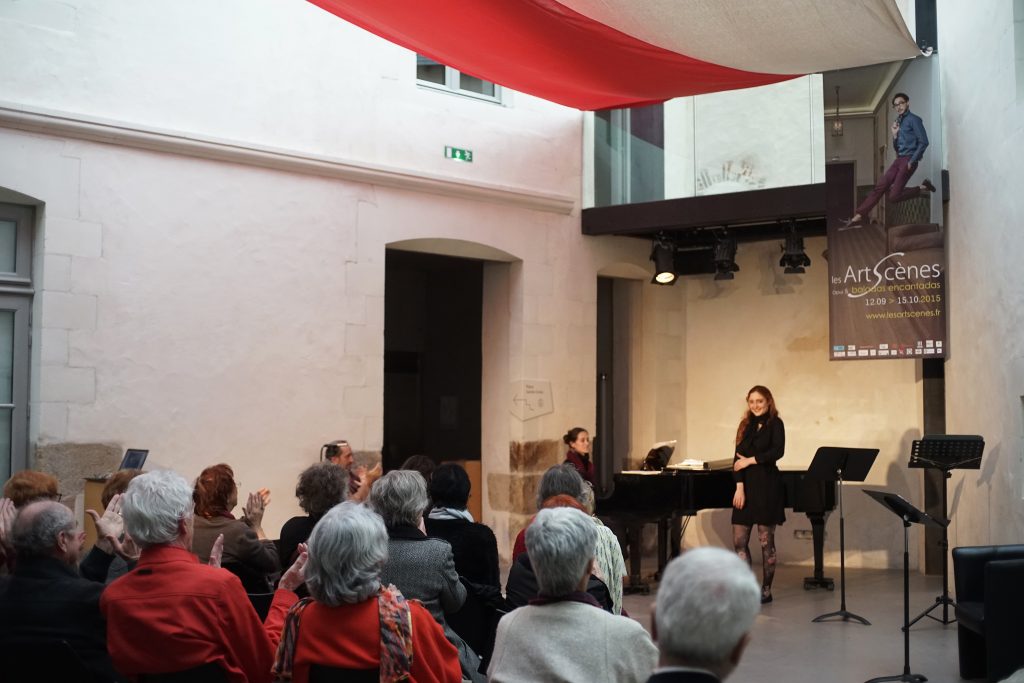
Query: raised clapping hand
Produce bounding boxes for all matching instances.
[209,533,225,568]
[352,462,383,502]
[279,543,308,593]
[0,497,15,550]
[87,493,129,559]
[244,489,267,526]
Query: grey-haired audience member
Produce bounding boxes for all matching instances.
[529,503,597,595]
[101,469,302,681]
[0,500,123,681]
[120,469,195,548]
[511,463,627,614]
[535,463,585,509]
[372,470,484,681]
[371,469,430,528]
[305,501,386,605]
[489,507,657,683]
[12,502,80,560]
[578,482,596,514]
[272,501,463,681]
[648,547,761,683]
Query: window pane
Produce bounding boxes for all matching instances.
[416,55,446,85]
[0,408,10,483]
[0,310,12,404]
[0,220,16,273]
[459,74,495,97]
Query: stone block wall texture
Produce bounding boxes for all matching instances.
[488,439,563,559]
[33,442,122,503]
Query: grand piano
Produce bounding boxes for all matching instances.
[597,466,836,592]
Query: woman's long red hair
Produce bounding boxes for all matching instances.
[735,385,779,445]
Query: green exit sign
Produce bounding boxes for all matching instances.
[445,146,473,162]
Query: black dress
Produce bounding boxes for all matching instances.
[731,415,786,526]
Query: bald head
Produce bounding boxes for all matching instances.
[13,501,83,564]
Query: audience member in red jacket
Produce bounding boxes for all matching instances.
[100,469,303,683]
[268,501,462,683]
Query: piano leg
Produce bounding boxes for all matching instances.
[623,520,650,594]
[803,511,835,590]
[653,516,684,580]
[656,519,668,578]
[670,516,682,559]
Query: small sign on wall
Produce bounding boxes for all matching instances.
[445,146,473,162]
[510,380,553,421]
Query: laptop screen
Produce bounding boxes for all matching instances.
[118,449,148,470]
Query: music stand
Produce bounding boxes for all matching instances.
[906,435,984,629]
[809,447,879,625]
[862,489,947,683]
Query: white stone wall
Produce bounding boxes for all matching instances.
[0,0,577,193]
[680,237,925,569]
[938,1,1024,548]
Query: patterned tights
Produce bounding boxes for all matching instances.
[733,523,777,595]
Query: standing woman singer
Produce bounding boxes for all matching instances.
[731,385,785,604]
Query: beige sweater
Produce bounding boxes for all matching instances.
[488,600,657,683]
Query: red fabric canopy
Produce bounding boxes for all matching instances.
[306,0,799,110]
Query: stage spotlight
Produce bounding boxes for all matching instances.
[779,227,811,274]
[713,236,739,281]
[650,239,677,285]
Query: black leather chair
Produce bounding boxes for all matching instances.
[952,544,1024,681]
[247,591,275,621]
[220,560,272,593]
[449,577,510,671]
[138,662,227,682]
[0,639,98,682]
[308,664,379,682]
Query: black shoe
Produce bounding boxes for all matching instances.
[761,591,773,604]
[922,178,936,193]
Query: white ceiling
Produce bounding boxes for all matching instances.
[822,61,906,117]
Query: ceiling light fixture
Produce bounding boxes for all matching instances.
[713,233,739,281]
[779,222,811,274]
[831,85,844,137]
[650,236,677,285]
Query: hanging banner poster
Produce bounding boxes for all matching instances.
[827,218,947,360]
[828,55,946,361]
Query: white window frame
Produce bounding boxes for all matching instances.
[416,56,503,104]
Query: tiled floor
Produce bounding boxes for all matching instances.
[621,563,966,683]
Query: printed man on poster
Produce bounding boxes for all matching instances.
[844,93,936,227]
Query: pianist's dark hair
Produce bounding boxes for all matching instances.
[735,385,779,446]
[563,427,588,447]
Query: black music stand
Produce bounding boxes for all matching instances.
[863,489,947,683]
[906,435,984,629]
[810,446,878,625]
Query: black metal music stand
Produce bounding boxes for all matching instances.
[862,489,947,683]
[906,435,984,629]
[809,447,879,625]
